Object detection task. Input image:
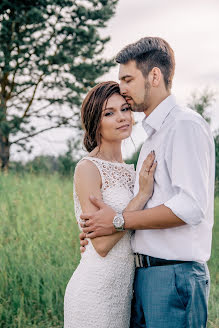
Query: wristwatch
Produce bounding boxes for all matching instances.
[113,213,125,231]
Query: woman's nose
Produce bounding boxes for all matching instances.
[116,111,126,121]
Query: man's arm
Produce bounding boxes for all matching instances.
[81,197,185,238]
[123,204,185,229]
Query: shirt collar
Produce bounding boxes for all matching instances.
[142,95,177,137]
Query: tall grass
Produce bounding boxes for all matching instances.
[0,173,218,327]
[208,197,219,327]
[0,173,80,327]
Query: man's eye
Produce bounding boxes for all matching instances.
[125,79,132,83]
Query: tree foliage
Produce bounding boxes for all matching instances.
[125,144,141,169]
[187,89,215,124]
[0,0,118,169]
[214,132,219,194]
[188,89,219,192]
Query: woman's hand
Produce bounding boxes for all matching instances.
[138,151,157,199]
[79,232,88,252]
[124,151,157,212]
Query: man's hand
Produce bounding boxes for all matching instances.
[80,195,117,238]
[79,232,88,253]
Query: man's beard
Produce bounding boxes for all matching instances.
[132,81,151,113]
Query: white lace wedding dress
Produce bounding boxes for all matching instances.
[64,157,136,328]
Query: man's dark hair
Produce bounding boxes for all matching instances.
[115,37,175,90]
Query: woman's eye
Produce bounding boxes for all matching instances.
[122,107,131,112]
[104,112,113,117]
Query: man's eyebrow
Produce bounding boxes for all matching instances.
[119,74,133,81]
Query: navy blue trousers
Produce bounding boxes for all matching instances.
[130,262,210,328]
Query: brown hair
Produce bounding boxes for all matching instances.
[81,81,120,152]
[115,37,175,90]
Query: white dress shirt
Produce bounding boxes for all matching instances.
[131,95,215,262]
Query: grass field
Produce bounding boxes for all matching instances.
[0,173,218,327]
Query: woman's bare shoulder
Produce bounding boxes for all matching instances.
[74,158,101,185]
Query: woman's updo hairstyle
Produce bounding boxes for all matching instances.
[81,81,120,152]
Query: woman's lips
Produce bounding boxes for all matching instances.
[117,124,130,130]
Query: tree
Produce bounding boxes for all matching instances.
[0,0,118,170]
[188,89,219,191]
[187,88,215,124]
[125,144,141,169]
[214,132,219,195]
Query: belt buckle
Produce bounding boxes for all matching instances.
[135,254,140,267]
[139,254,143,267]
[146,255,150,267]
[135,254,149,268]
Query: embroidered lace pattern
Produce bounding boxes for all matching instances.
[64,157,136,328]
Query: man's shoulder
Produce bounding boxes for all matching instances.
[168,104,209,130]
[172,104,202,120]
[164,104,214,147]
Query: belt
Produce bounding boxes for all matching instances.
[134,253,188,268]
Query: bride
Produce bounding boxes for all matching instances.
[64,81,156,328]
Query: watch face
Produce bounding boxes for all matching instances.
[114,215,124,228]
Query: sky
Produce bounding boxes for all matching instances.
[11,0,219,162]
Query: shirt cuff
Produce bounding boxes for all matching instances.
[164,193,204,225]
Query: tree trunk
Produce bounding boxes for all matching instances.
[0,133,10,171]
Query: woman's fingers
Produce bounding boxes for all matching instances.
[138,151,157,197]
[80,246,86,253]
[149,160,157,175]
[80,239,88,246]
[141,151,156,172]
[79,232,87,240]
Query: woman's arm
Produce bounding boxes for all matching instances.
[75,159,126,257]
[78,152,157,254]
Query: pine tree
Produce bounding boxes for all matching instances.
[0,0,118,170]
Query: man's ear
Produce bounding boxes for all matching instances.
[148,67,162,87]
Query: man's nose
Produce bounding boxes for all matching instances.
[119,81,127,95]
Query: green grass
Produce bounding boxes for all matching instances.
[0,172,218,327]
[208,197,219,327]
[0,173,80,327]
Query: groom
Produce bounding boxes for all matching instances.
[80,37,215,327]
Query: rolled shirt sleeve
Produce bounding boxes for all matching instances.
[164,119,212,225]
